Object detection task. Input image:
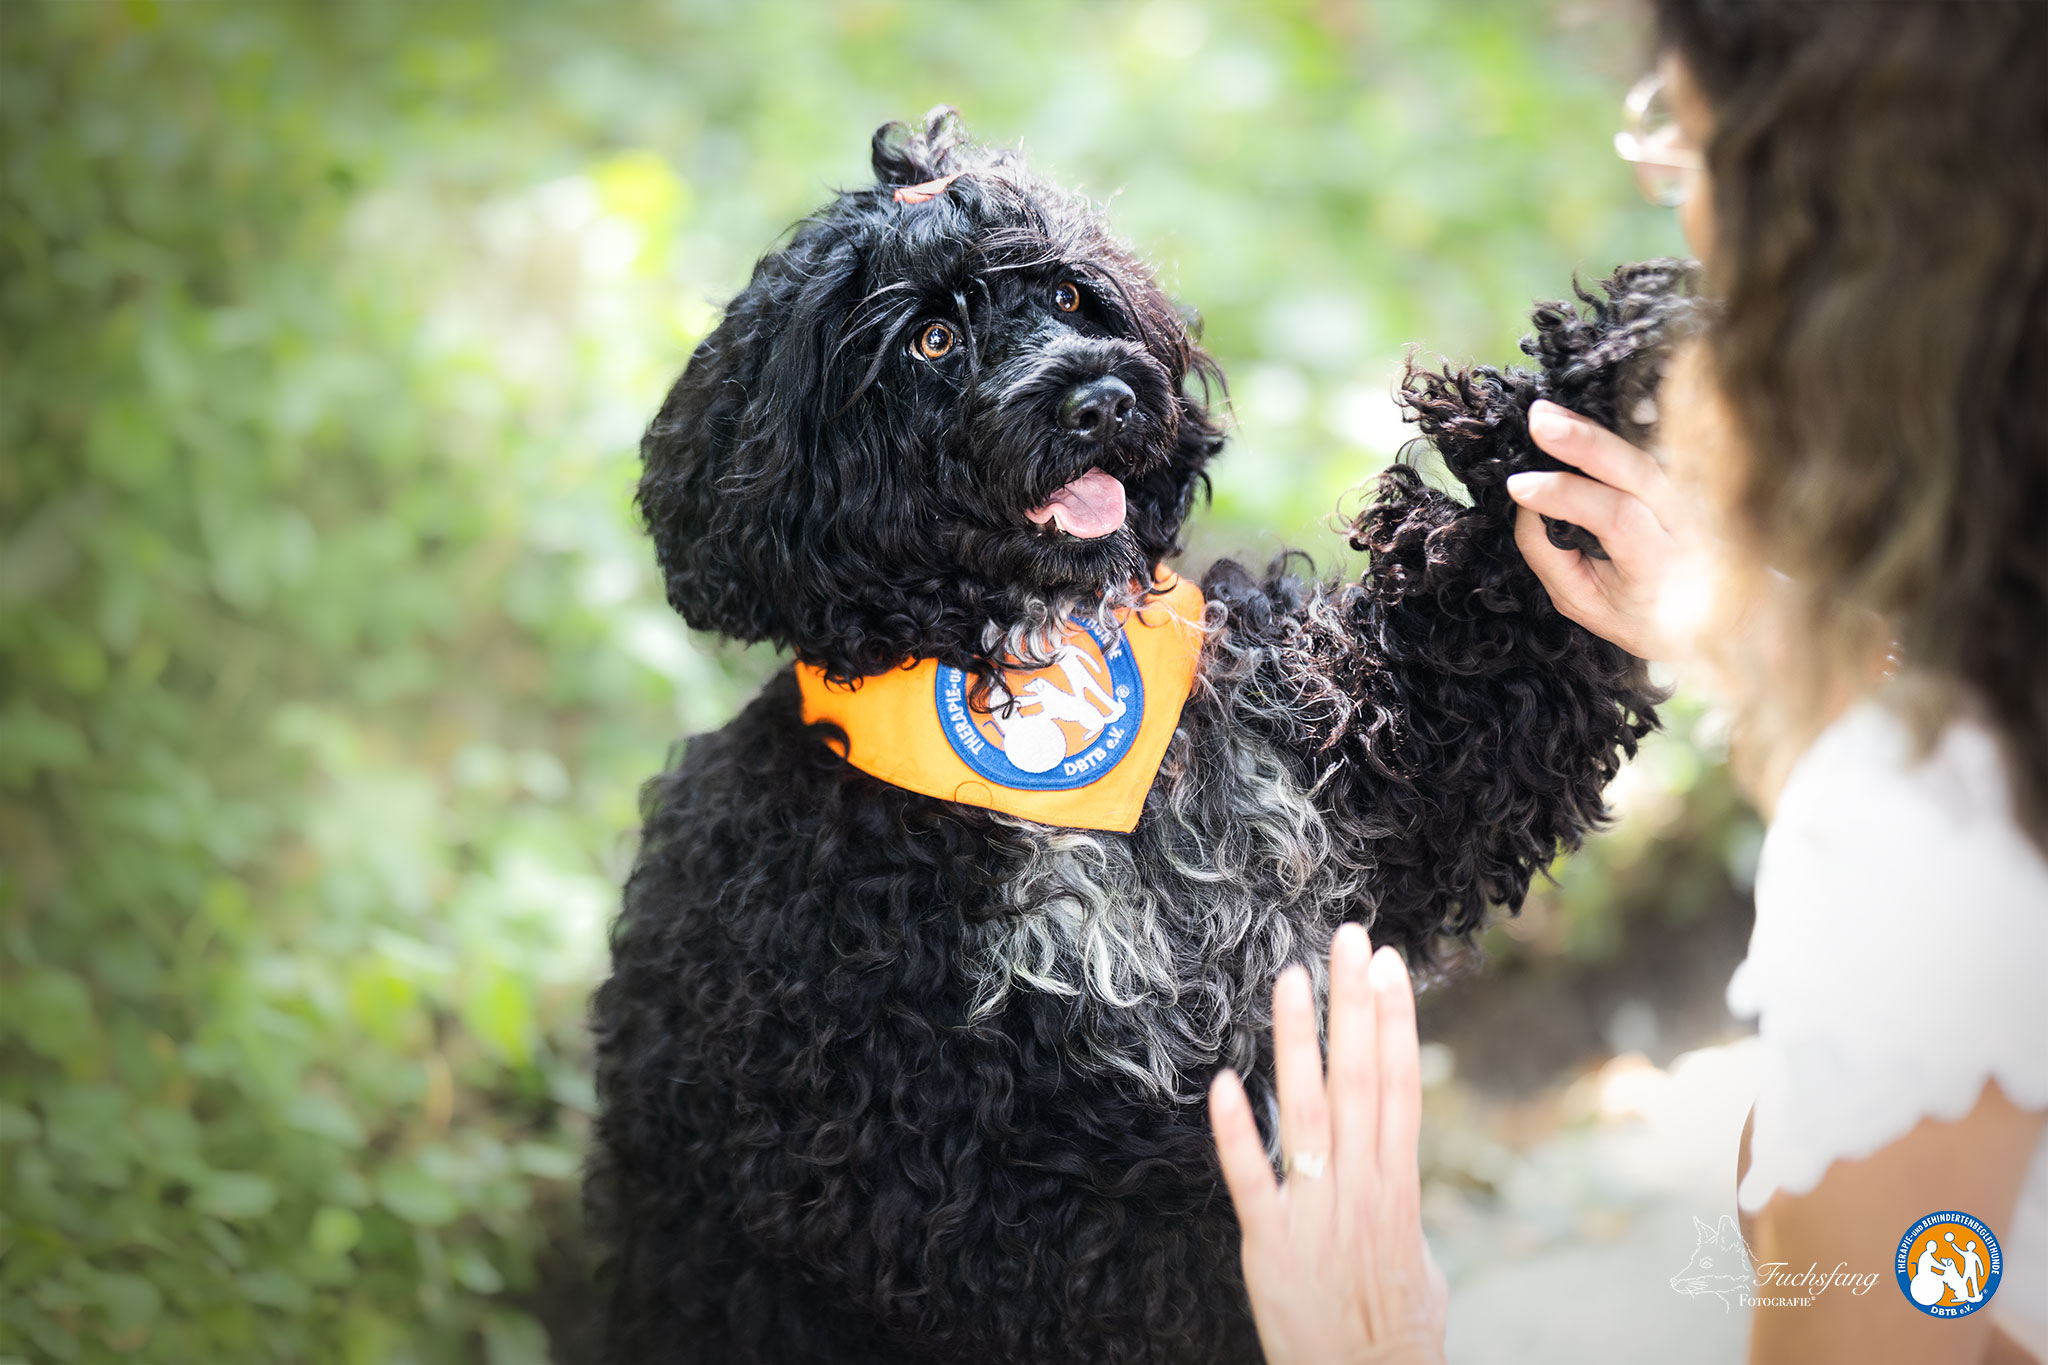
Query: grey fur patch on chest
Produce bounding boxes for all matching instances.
[962,625,1372,1101]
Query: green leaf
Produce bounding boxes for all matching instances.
[374,1163,460,1227]
[512,1141,579,1182]
[41,1084,129,1187]
[0,1101,41,1144]
[460,967,533,1066]
[133,1105,201,1160]
[36,616,109,696]
[236,1267,311,1313]
[195,1218,246,1270]
[0,702,91,787]
[283,1091,367,1148]
[90,939,163,999]
[546,1066,598,1116]
[9,970,95,1062]
[191,1172,278,1221]
[322,1166,373,1209]
[345,963,420,1047]
[308,1204,363,1257]
[92,1270,162,1332]
[24,1314,80,1363]
[481,1312,551,1365]
[449,1246,503,1294]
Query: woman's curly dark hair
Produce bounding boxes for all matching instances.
[1652,0,2048,846]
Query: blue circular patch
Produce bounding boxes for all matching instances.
[936,617,1144,791]
[1897,1211,2002,1317]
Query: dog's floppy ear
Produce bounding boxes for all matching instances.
[636,225,878,648]
[637,310,777,644]
[639,107,988,651]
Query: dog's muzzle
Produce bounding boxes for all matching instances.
[1058,376,1137,445]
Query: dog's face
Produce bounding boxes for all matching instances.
[639,109,1224,681]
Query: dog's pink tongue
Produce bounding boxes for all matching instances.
[1027,468,1127,539]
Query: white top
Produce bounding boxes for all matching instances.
[1728,699,2048,1356]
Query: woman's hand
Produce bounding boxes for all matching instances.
[1208,924,1448,1365]
[1506,399,1696,661]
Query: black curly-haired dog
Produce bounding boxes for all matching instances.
[590,107,1695,1364]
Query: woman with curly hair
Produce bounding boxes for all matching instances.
[1210,2,2048,1361]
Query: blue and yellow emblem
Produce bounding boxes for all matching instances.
[797,574,1205,832]
[1897,1211,2002,1317]
[936,615,1142,790]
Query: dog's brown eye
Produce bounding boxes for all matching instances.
[915,322,955,360]
[1053,281,1082,313]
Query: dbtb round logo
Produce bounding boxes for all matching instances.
[936,618,1143,791]
[1897,1211,2001,1317]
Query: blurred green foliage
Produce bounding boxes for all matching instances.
[1,0,1743,1359]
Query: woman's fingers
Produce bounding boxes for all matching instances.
[1213,942,1450,1365]
[1527,400,1680,528]
[1507,477,1676,660]
[1503,469,1667,565]
[1214,940,1450,1365]
[1325,924,1381,1184]
[1273,965,1333,1181]
[1209,1069,1280,1235]
[1369,946,1423,1202]
[1512,503,1604,603]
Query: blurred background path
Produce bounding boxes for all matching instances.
[1432,1040,1760,1364]
[1418,856,1761,1365]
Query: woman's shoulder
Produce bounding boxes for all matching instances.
[1738,692,2048,986]
[1729,694,2048,1208]
[1772,699,2030,855]
[1749,697,2047,942]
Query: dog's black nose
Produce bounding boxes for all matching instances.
[1058,376,1136,442]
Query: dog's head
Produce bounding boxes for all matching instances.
[639,107,1224,681]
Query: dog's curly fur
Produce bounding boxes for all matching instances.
[590,107,1693,1364]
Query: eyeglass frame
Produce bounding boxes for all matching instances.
[1614,70,1704,208]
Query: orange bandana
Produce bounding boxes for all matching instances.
[797,575,1206,833]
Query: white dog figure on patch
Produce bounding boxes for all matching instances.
[1911,1234,1973,1306]
[986,643,1127,774]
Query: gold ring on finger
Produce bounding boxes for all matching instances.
[1285,1151,1326,1180]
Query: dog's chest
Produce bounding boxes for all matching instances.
[960,692,1367,1100]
